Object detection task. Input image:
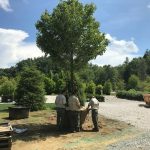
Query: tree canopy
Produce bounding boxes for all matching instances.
[36,0,108,93]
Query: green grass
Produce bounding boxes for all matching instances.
[45,103,56,110]
[0,104,14,123]
[0,103,55,123]
[0,103,56,112]
[0,104,14,112]
[0,104,55,123]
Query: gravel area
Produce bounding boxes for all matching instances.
[99,96,150,150]
[99,96,150,130]
[45,95,56,103]
[107,131,150,150]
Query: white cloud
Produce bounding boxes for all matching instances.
[0,28,44,68]
[0,0,12,11]
[91,34,140,66]
[0,29,140,68]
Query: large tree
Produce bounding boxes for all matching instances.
[36,0,108,94]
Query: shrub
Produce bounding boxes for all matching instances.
[45,103,56,110]
[15,67,46,111]
[95,95,105,102]
[103,80,112,95]
[128,75,140,90]
[44,77,56,94]
[86,81,96,95]
[116,89,143,101]
[55,79,66,93]
[116,79,125,91]
[95,84,103,95]
[139,77,150,93]
[0,78,16,102]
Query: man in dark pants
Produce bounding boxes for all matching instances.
[68,91,81,132]
[88,96,99,132]
[55,92,66,131]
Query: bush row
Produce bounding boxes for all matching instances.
[116,89,143,101]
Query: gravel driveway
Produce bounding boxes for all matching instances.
[99,96,150,130]
[100,96,150,150]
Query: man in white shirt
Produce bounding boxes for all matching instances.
[68,91,81,132]
[55,92,66,131]
[88,96,99,132]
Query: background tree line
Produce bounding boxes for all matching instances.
[0,49,150,100]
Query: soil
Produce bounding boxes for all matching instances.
[10,111,139,150]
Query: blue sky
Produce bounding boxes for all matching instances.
[0,0,150,68]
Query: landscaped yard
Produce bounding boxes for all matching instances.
[0,103,140,150]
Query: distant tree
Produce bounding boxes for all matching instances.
[102,65,118,90]
[124,57,129,66]
[143,49,150,75]
[15,67,45,111]
[142,77,150,92]
[78,65,95,83]
[143,49,150,58]
[44,76,56,94]
[55,79,66,94]
[116,79,125,91]
[0,78,16,102]
[0,67,16,78]
[123,57,147,84]
[36,0,108,94]
[0,76,8,85]
[86,81,96,95]
[95,67,106,85]
[16,58,35,72]
[128,75,140,90]
[103,80,112,95]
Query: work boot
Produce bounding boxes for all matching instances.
[76,128,80,132]
[92,128,99,132]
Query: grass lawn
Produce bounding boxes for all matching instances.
[0,103,56,124]
[0,103,14,123]
[45,103,56,110]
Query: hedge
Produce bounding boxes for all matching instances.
[116,89,143,101]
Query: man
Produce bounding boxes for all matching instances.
[68,91,81,132]
[88,96,99,132]
[55,91,66,131]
